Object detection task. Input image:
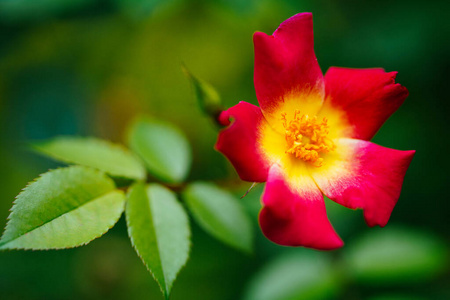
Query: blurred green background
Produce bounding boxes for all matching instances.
[0,0,449,299]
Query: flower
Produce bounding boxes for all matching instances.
[215,13,415,250]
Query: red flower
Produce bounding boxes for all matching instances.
[215,13,415,250]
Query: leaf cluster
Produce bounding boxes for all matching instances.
[0,115,253,299]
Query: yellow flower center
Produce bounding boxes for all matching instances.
[281,110,335,167]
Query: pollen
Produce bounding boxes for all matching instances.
[281,110,335,167]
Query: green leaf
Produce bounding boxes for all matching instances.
[0,166,125,250]
[182,65,222,118]
[345,227,448,284]
[32,136,146,181]
[127,117,191,183]
[243,250,339,300]
[126,183,190,299]
[183,182,253,253]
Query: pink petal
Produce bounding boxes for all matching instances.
[259,164,343,250]
[253,13,324,116]
[215,101,271,182]
[311,139,415,227]
[323,67,408,140]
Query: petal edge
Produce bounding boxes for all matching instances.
[254,13,324,117]
[323,67,409,140]
[259,165,343,250]
[215,102,270,182]
[311,139,415,227]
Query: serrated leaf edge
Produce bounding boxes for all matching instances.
[126,183,191,300]
[126,184,167,296]
[1,166,115,245]
[0,189,125,250]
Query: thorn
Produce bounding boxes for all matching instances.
[241,182,259,199]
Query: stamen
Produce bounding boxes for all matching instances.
[281,110,335,167]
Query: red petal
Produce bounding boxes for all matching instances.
[259,164,343,250]
[215,101,270,182]
[253,13,324,115]
[323,67,408,140]
[311,139,415,227]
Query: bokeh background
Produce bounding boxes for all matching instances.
[0,0,449,299]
